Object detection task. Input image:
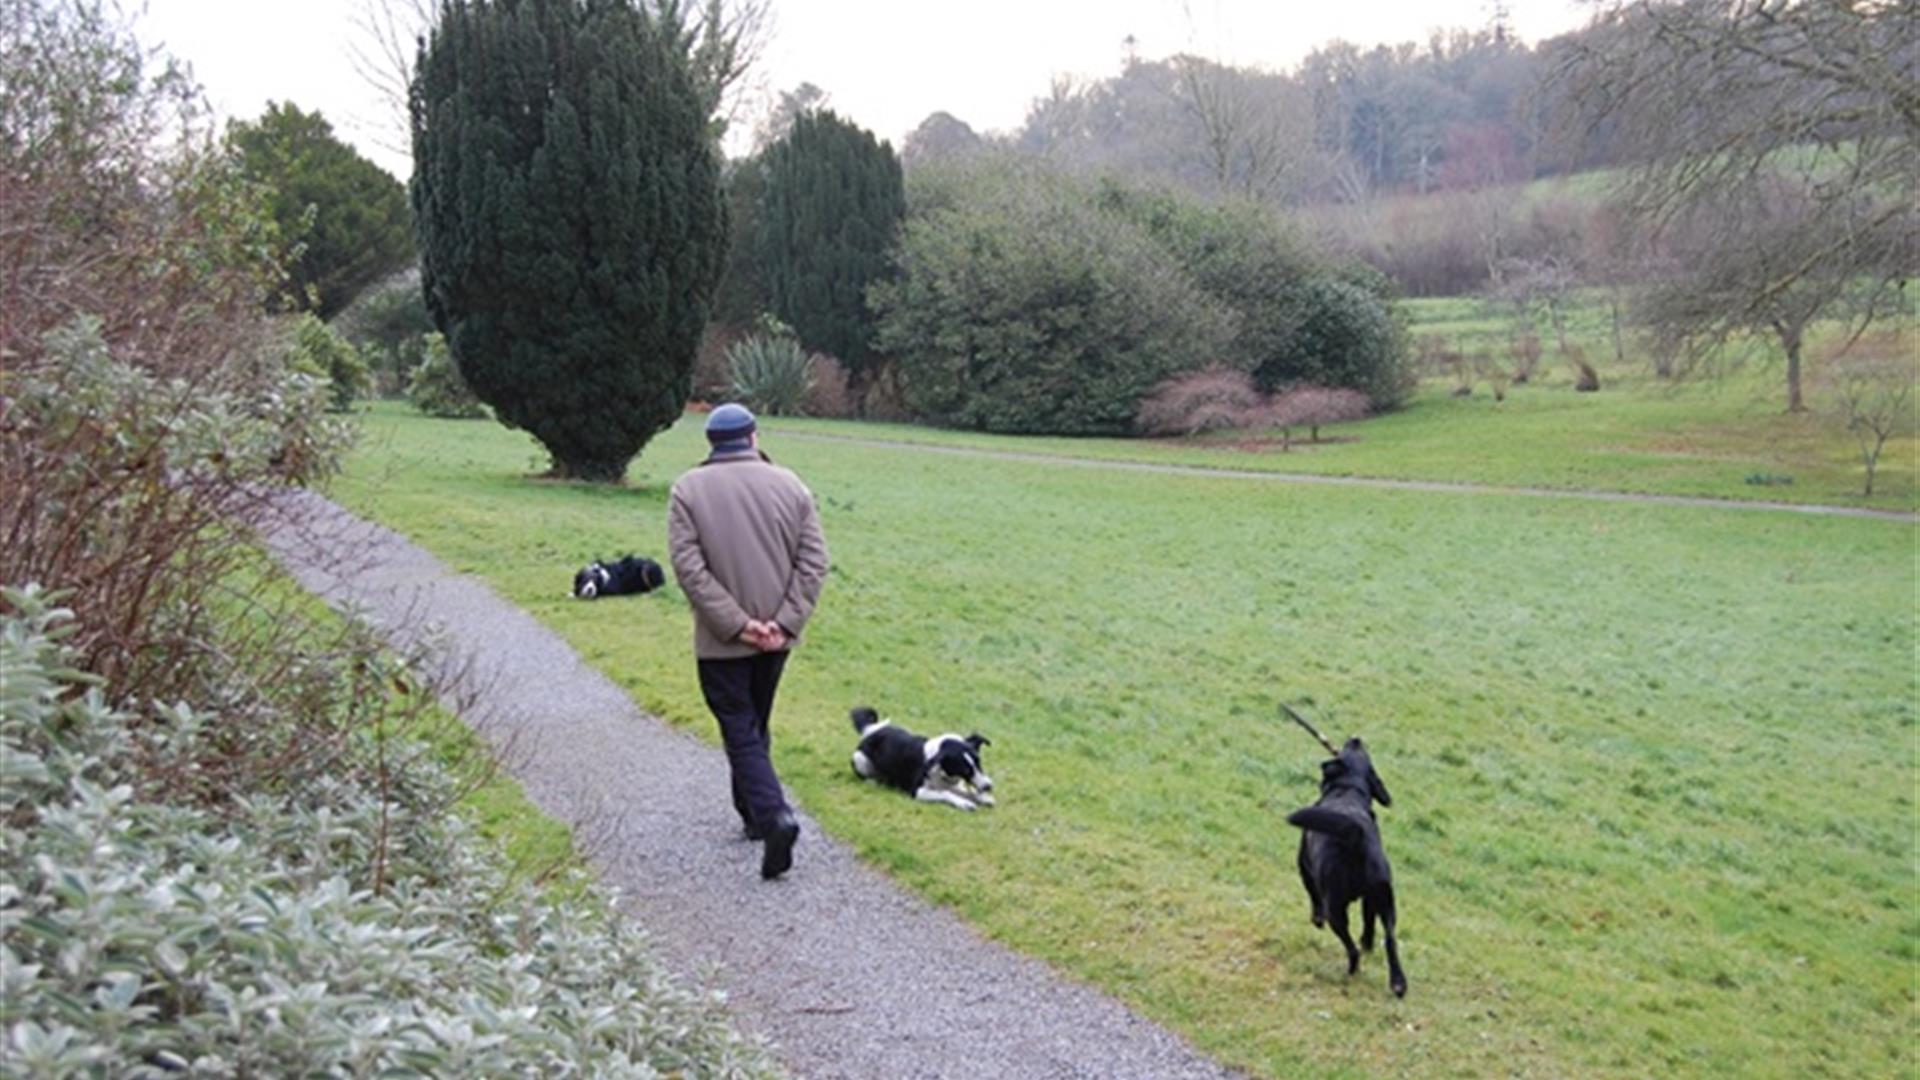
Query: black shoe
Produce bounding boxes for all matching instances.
[742,821,764,842]
[760,813,799,880]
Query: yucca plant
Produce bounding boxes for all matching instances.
[726,329,817,416]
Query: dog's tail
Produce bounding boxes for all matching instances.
[1287,806,1366,845]
[850,706,882,733]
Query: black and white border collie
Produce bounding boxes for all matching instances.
[849,706,994,810]
[571,555,666,600]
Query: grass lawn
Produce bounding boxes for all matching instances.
[755,317,1916,513]
[334,401,1914,1078]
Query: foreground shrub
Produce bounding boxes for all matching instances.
[874,157,1234,435]
[3,317,350,701]
[1135,368,1269,436]
[0,588,780,1077]
[0,0,345,704]
[408,333,487,419]
[2,14,773,1072]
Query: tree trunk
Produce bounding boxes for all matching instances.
[1609,294,1628,366]
[554,458,629,483]
[1775,319,1806,412]
[1547,298,1570,354]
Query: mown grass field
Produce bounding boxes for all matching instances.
[756,308,1916,512]
[333,394,1914,1078]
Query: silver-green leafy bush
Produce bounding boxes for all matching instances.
[0,587,780,1078]
[4,315,356,704]
[288,313,372,413]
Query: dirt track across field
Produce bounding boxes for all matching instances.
[777,431,1918,523]
[263,489,1243,1080]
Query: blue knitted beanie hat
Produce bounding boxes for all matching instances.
[705,403,757,449]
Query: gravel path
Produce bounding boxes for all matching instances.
[261,489,1241,1080]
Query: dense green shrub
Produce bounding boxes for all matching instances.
[875,161,1411,430]
[1276,277,1416,408]
[0,588,779,1077]
[409,333,486,419]
[873,158,1235,435]
[1097,184,1311,378]
[726,325,816,416]
[1100,181,1414,408]
[288,312,370,412]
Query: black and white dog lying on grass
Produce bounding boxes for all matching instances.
[849,706,995,810]
[1288,736,1407,996]
[571,555,666,600]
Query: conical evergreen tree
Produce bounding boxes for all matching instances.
[411,0,726,481]
[756,109,904,393]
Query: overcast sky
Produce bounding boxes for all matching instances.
[136,0,1594,179]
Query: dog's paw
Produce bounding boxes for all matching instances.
[972,792,995,807]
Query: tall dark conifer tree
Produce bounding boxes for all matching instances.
[411,0,726,481]
[757,109,905,391]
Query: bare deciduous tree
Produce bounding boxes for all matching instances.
[347,0,433,159]
[1555,0,1918,410]
[1637,174,1906,409]
[1497,254,1585,362]
[1825,334,1915,496]
[673,0,776,136]
[350,0,773,161]
[1169,53,1321,204]
[750,80,827,154]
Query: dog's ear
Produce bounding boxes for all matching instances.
[1368,768,1392,808]
[966,733,990,750]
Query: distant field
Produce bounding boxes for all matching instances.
[335,401,1915,1078]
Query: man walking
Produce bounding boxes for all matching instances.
[667,404,829,879]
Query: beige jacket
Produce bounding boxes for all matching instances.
[667,448,830,659]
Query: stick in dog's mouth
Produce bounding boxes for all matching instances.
[1280,702,1341,757]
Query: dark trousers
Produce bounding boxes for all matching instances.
[697,651,790,833]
